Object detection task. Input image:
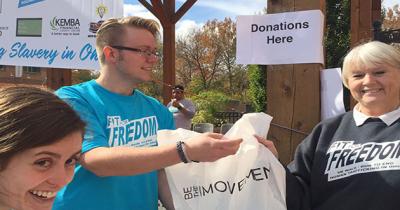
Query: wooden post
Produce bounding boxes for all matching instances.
[138,0,197,104]
[45,68,72,90]
[266,0,325,165]
[162,1,176,105]
[348,0,381,108]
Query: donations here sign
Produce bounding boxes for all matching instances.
[0,0,123,70]
[236,10,324,65]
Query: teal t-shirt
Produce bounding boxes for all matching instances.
[53,80,175,210]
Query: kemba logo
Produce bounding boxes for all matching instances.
[18,0,45,8]
[50,17,80,31]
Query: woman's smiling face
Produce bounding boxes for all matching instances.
[0,131,82,210]
[348,64,400,116]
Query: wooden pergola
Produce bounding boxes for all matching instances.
[46,1,382,165]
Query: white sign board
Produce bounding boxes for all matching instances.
[236,10,324,65]
[321,68,345,120]
[0,0,123,70]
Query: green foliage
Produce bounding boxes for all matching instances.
[247,65,266,112]
[325,0,351,110]
[186,77,206,95]
[71,70,99,84]
[176,18,248,97]
[191,91,230,125]
[325,0,350,68]
[138,81,163,101]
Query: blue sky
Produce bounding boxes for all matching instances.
[123,0,267,37]
[123,0,398,37]
[384,0,398,8]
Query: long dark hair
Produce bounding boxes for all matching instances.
[0,86,85,170]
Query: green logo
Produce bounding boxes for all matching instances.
[50,16,57,31]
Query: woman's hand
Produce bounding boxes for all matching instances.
[254,135,279,159]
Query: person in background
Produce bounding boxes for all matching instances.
[0,86,85,210]
[258,41,400,210]
[53,16,242,210]
[167,85,196,129]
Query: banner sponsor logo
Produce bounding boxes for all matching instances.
[88,3,108,37]
[0,26,8,37]
[96,4,108,19]
[88,20,103,35]
[16,18,42,37]
[50,17,81,36]
[18,0,45,8]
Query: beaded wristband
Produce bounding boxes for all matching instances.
[176,141,190,163]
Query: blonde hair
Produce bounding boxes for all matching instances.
[96,16,160,65]
[342,41,400,88]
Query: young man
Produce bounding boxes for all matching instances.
[53,17,242,210]
[167,85,196,129]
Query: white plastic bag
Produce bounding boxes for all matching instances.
[158,113,287,210]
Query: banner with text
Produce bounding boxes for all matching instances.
[236,10,324,65]
[0,0,123,70]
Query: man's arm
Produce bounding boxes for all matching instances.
[173,100,195,118]
[80,133,242,177]
[58,89,241,177]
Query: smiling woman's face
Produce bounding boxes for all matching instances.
[348,64,400,116]
[0,131,82,210]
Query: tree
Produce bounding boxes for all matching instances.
[247,65,266,112]
[176,21,223,90]
[191,90,230,125]
[217,18,240,95]
[176,18,248,96]
[383,4,400,29]
[325,0,350,68]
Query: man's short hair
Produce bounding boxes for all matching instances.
[173,85,184,92]
[96,16,160,65]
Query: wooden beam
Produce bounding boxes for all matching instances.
[349,0,380,108]
[161,0,176,104]
[138,0,166,25]
[266,0,295,165]
[150,0,168,24]
[266,64,295,165]
[266,0,324,165]
[372,0,381,21]
[174,0,197,23]
[138,0,156,15]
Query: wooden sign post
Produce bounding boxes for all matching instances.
[266,0,325,165]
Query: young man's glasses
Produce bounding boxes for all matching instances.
[111,46,160,58]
